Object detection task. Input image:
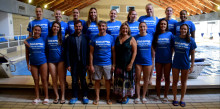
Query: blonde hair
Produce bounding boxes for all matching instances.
[119,22,131,37]
[145,3,155,20]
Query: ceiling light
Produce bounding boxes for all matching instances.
[218,6,220,10]
[62,11,65,14]
[28,0,32,3]
[44,4,47,8]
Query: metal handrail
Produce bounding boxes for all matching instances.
[0,52,16,72]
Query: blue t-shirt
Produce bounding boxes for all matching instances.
[90,34,114,66]
[160,18,178,34]
[49,21,68,37]
[27,18,50,41]
[107,20,121,41]
[26,37,47,65]
[85,21,99,40]
[134,34,153,66]
[138,16,159,35]
[155,32,174,63]
[127,21,140,37]
[46,35,65,63]
[67,19,86,35]
[174,21,196,36]
[173,36,197,69]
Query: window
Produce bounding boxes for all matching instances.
[111,6,120,13]
[126,6,135,13]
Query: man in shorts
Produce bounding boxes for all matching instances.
[89,21,115,105]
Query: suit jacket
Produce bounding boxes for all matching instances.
[65,33,89,71]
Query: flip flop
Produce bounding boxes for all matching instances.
[32,99,41,104]
[142,98,147,104]
[93,100,99,105]
[53,99,59,104]
[180,101,186,107]
[172,100,179,106]
[106,99,112,105]
[122,98,129,104]
[42,99,49,105]
[60,100,66,104]
[154,96,160,101]
[162,97,169,103]
[134,98,140,104]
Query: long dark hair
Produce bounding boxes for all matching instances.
[152,19,168,49]
[180,24,190,43]
[86,7,98,27]
[127,9,136,22]
[49,21,62,45]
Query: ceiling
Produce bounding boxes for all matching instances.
[18,0,100,16]
[18,0,219,16]
[149,0,220,16]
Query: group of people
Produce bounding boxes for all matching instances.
[25,3,197,107]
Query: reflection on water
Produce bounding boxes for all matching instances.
[196,40,220,75]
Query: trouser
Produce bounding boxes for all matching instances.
[71,61,88,98]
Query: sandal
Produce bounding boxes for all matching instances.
[42,99,49,105]
[134,98,140,104]
[172,100,179,106]
[93,100,99,105]
[162,97,169,103]
[179,101,186,107]
[60,100,66,104]
[106,99,112,105]
[53,99,59,104]
[142,98,147,104]
[32,99,41,104]
[121,98,129,104]
[154,96,160,101]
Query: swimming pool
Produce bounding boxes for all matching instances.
[12,41,219,76]
[12,60,71,76]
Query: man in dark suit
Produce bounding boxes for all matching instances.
[66,20,89,104]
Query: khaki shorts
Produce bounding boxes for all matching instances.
[93,65,112,80]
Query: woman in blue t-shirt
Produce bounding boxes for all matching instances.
[138,3,159,86]
[138,3,158,35]
[107,9,122,41]
[47,21,66,104]
[134,22,154,104]
[25,25,49,104]
[85,7,99,40]
[172,24,197,107]
[127,9,140,37]
[174,10,196,38]
[86,7,99,87]
[152,19,174,102]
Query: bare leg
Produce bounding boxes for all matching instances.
[155,63,163,98]
[48,63,59,100]
[31,65,40,99]
[164,63,171,98]
[142,65,152,98]
[58,62,66,100]
[94,80,100,101]
[149,60,154,85]
[172,68,180,101]
[39,63,49,99]
[105,80,111,100]
[180,69,188,102]
[135,64,142,99]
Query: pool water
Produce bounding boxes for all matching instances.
[12,41,219,76]
[12,60,71,76]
